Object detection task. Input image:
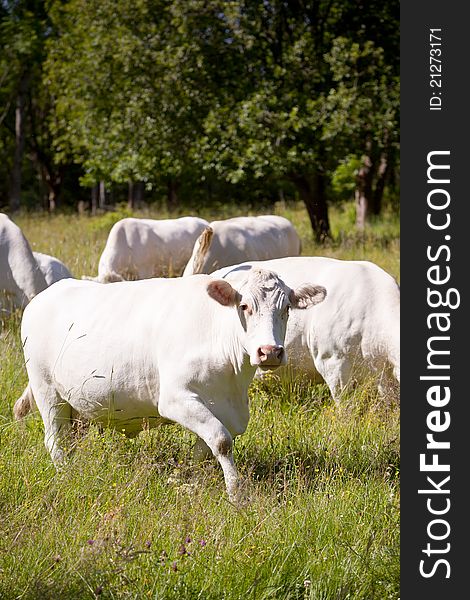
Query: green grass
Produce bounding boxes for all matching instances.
[0,203,399,599]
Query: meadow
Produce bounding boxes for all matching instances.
[0,202,400,599]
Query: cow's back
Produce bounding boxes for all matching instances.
[98,216,209,280]
[0,214,47,310]
[192,215,301,274]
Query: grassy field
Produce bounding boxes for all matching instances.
[0,202,400,599]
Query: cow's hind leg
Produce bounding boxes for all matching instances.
[158,390,240,502]
[34,386,73,467]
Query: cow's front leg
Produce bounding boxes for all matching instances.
[158,390,240,502]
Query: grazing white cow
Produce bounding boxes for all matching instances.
[33,252,73,286]
[0,213,47,313]
[87,216,210,282]
[212,257,400,401]
[14,269,326,500]
[182,215,301,276]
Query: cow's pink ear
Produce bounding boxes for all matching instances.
[207,279,240,306]
[289,284,327,309]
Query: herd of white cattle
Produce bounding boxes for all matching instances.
[1,211,399,501]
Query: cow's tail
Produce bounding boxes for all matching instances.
[13,383,36,420]
[182,226,213,276]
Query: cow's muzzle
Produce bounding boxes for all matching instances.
[255,344,285,368]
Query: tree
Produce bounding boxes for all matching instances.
[323,37,399,229]
[0,0,64,211]
[45,0,227,207]
[193,0,399,239]
[42,0,399,232]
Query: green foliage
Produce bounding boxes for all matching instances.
[196,2,399,195]
[0,1,400,232]
[331,156,362,201]
[45,0,224,186]
[323,36,399,152]
[38,0,399,226]
[87,205,134,233]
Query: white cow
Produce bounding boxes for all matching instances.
[182,215,301,276]
[87,216,210,282]
[33,252,73,286]
[212,257,400,401]
[14,269,326,501]
[0,213,47,313]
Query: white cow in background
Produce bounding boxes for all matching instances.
[0,213,47,312]
[14,269,326,501]
[212,257,400,401]
[87,216,210,282]
[33,252,73,286]
[182,215,301,276]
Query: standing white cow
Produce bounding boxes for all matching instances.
[0,213,47,313]
[212,257,400,401]
[14,269,326,501]
[33,252,73,286]
[87,216,210,282]
[182,215,301,276]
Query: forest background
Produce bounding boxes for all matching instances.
[0,0,399,240]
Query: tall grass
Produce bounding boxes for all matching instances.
[0,203,399,599]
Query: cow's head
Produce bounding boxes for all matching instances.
[207,268,326,369]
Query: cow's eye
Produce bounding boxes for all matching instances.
[240,303,249,312]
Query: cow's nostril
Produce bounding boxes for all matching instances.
[258,345,284,363]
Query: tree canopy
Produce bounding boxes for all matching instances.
[0,0,399,238]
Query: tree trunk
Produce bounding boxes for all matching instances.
[371,151,389,216]
[99,181,106,209]
[291,172,330,242]
[46,181,59,211]
[128,181,144,209]
[38,164,62,212]
[9,73,29,212]
[91,184,99,215]
[167,179,179,211]
[355,154,373,230]
[128,181,135,209]
[135,181,144,207]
